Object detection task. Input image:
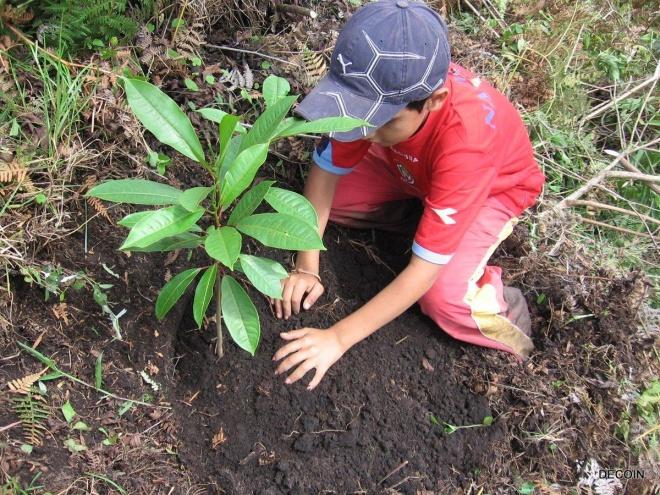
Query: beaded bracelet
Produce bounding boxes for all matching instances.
[290,268,322,283]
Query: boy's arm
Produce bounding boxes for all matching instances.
[274,254,444,389]
[273,163,341,319]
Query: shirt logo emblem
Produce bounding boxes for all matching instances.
[396,163,415,184]
[432,207,457,225]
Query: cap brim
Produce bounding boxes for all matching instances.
[294,74,407,142]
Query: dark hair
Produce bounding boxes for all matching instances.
[406,98,428,112]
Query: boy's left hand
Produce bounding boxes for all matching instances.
[273,327,346,390]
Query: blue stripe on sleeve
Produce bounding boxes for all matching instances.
[412,241,453,265]
[313,141,355,176]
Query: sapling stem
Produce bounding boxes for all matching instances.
[215,269,224,358]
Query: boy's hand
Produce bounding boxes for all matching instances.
[272,273,324,319]
[273,327,346,390]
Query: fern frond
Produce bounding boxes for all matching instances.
[298,47,326,87]
[52,302,70,326]
[32,0,147,55]
[1,4,34,25]
[0,161,28,182]
[7,370,46,394]
[243,62,254,90]
[86,196,113,224]
[11,392,51,446]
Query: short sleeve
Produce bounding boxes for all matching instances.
[313,136,372,175]
[413,149,497,264]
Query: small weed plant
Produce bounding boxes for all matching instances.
[87,75,366,357]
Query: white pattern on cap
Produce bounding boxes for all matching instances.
[321,32,444,138]
[295,0,451,142]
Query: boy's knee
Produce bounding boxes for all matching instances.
[418,281,466,319]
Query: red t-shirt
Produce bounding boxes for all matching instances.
[313,63,545,264]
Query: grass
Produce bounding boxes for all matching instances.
[0,473,49,494]
[1,43,100,301]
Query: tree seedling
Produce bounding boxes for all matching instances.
[440,415,493,434]
[87,75,368,357]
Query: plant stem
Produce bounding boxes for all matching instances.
[215,270,224,358]
[17,342,166,409]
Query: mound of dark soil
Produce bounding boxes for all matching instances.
[171,225,506,494]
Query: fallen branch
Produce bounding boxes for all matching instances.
[4,23,113,76]
[613,153,660,195]
[580,60,660,124]
[462,0,501,36]
[578,217,656,239]
[550,155,621,212]
[206,44,299,66]
[567,200,660,226]
[606,171,660,183]
[551,151,659,214]
[275,4,317,18]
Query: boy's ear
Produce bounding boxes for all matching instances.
[425,89,449,112]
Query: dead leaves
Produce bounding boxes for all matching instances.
[212,428,227,448]
[0,160,28,183]
[6,368,47,394]
[0,4,34,25]
[52,302,70,326]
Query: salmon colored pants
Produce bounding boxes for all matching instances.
[328,146,534,358]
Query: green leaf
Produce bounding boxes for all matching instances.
[155,268,201,319]
[205,227,242,269]
[227,180,274,225]
[518,481,536,495]
[184,78,199,91]
[217,134,244,181]
[17,342,58,369]
[123,77,205,162]
[129,232,203,252]
[198,108,247,134]
[236,213,325,251]
[273,117,297,138]
[443,423,459,434]
[197,107,228,123]
[95,352,103,390]
[193,265,217,328]
[73,421,91,431]
[87,179,182,205]
[120,214,204,232]
[239,254,284,299]
[265,187,319,229]
[120,206,204,250]
[118,211,151,228]
[273,116,372,139]
[259,258,289,279]
[221,276,260,355]
[262,75,291,107]
[64,438,87,452]
[118,401,133,416]
[220,143,270,206]
[62,401,76,423]
[239,96,297,152]
[218,114,242,165]
[178,186,212,211]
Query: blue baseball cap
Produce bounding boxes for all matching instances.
[295,0,451,142]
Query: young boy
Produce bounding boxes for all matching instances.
[272,0,545,390]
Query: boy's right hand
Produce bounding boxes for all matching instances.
[272,272,324,319]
